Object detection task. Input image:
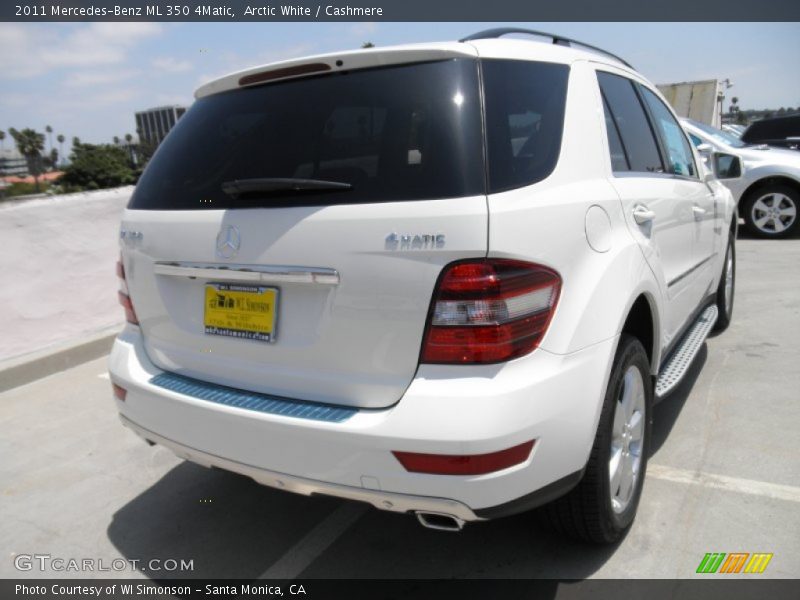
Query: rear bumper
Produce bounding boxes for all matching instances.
[109,325,617,518]
[120,414,480,523]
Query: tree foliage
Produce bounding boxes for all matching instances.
[60,142,135,190]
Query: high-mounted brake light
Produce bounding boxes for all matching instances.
[116,256,139,325]
[239,62,331,87]
[421,259,561,364]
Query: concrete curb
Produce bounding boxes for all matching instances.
[0,326,121,393]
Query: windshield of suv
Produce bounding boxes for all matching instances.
[129,59,484,210]
[685,118,746,148]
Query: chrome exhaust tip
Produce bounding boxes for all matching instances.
[415,511,465,532]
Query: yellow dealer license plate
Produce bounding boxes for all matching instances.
[204,284,277,343]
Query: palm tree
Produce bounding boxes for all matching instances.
[45,125,53,152]
[57,134,65,166]
[11,128,46,192]
[730,96,739,114]
[124,133,135,166]
[113,135,120,145]
[0,130,5,154]
[72,136,81,147]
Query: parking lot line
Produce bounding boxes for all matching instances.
[648,463,800,504]
[257,503,368,580]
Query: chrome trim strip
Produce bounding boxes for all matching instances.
[153,262,340,285]
[120,415,483,522]
[667,253,716,288]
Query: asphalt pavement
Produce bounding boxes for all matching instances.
[1,235,799,581]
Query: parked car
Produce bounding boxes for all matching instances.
[109,29,736,543]
[682,118,800,237]
[721,123,746,138]
[741,114,800,151]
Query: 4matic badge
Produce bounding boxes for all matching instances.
[385,232,446,251]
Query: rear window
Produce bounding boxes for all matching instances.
[482,60,569,192]
[129,59,484,210]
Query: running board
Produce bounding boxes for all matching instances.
[655,304,718,399]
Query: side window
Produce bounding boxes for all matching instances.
[597,71,663,174]
[640,87,697,178]
[483,60,570,192]
[688,132,703,147]
[601,96,630,171]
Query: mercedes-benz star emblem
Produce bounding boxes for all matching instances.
[216,225,241,259]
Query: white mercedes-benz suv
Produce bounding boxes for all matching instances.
[109,29,737,543]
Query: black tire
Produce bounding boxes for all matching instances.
[742,184,799,239]
[713,234,735,332]
[542,334,653,544]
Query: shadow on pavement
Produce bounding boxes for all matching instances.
[650,344,707,455]
[108,459,622,581]
[107,461,340,579]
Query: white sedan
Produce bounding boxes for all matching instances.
[683,118,800,237]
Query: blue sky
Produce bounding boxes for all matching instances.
[1,22,798,154]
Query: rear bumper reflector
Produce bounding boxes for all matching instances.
[149,372,358,423]
[112,383,127,402]
[393,440,535,475]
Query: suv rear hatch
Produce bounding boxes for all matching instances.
[122,52,487,409]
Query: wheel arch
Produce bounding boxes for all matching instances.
[619,292,660,376]
[739,175,800,208]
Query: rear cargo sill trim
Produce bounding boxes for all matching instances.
[149,371,357,423]
[153,262,340,285]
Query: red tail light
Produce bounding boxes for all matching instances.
[421,259,560,364]
[116,256,139,325]
[393,440,534,475]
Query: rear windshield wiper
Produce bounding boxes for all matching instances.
[221,178,352,198]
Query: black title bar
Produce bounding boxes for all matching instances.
[3,0,800,22]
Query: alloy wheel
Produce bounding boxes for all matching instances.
[751,192,797,235]
[609,365,646,514]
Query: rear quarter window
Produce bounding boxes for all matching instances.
[482,60,570,192]
[597,71,664,174]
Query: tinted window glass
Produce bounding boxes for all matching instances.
[601,96,630,171]
[640,87,697,178]
[129,60,483,210]
[483,60,569,192]
[597,72,663,174]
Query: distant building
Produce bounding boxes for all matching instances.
[0,148,28,176]
[656,79,723,128]
[135,105,187,147]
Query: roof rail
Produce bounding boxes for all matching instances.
[459,28,634,70]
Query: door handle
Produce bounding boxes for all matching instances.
[692,205,707,220]
[632,205,655,225]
